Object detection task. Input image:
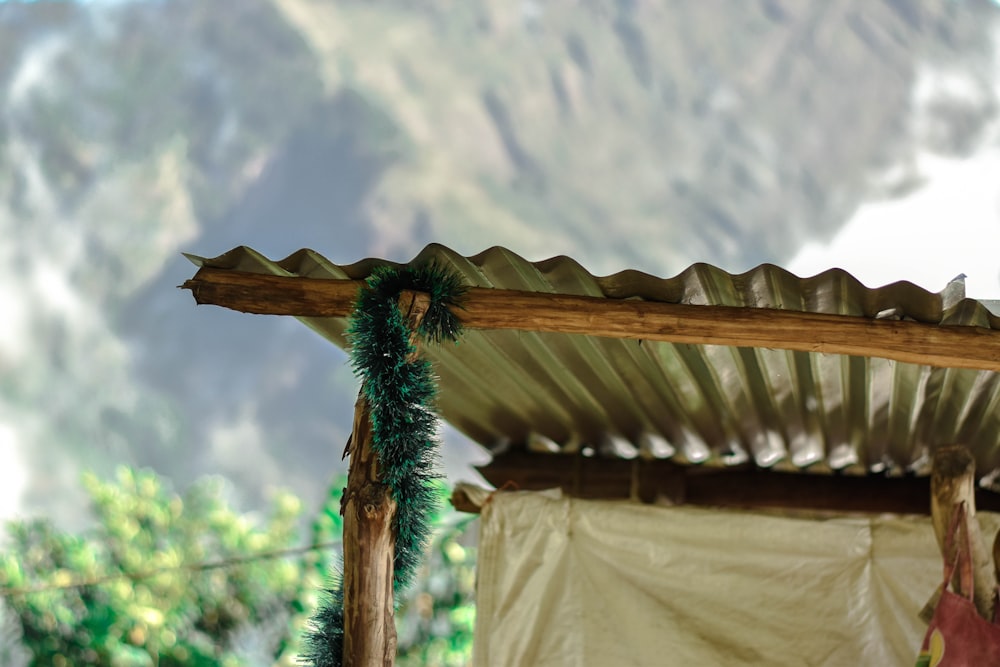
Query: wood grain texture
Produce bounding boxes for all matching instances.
[473,451,1000,516]
[342,392,397,667]
[340,292,430,665]
[930,445,996,621]
[182,267,362,316]
[183,267,1000,371]
[994,529,1000,589]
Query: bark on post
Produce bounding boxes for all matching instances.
[930,445,996,621]
[341,291,430,667]
[994,529,1000,595]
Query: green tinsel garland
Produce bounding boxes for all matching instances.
[302,264,465,667]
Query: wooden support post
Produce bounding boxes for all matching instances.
[994,530,1000,598]
[342,394,397,666]
[993,530,1000,614]
[930,445,997,621]
[341,290,430,666]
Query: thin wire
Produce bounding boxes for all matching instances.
[0,540,341,597]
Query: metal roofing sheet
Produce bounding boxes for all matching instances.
[187,244,1000,483]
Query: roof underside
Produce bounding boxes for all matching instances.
[187,244,1000,493]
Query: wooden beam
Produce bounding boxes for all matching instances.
[340,291,430,666]
[341,393,397,666]
[475,451,1000,516]
[930,446,997,621]
[450,486,482,514]
[183,267,362,317]
[182,267,1000,372]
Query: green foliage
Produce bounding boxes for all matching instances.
[1,468,476,667]
[396,485,476,667]
[295,478,346,667]
[0,598,30,667]
[302,480,345,583]
[0,466,303,666]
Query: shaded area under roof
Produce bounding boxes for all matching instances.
[185,244,1000,496]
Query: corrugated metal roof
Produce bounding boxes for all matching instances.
[187,244,1000,484]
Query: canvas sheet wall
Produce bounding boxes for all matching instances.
[473,490,1000,666]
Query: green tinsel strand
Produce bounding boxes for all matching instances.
[302,263,465,666]
[301,580,344,667]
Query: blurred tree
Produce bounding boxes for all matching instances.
[0,468,477,666]
[0,597,30,667]
[0,467,304,666]
[395,490,476,667]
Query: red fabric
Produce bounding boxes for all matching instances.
[916,503,1000,666]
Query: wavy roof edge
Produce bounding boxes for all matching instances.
[186,244,1000,330]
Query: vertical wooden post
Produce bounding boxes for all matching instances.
[994,530,1000,589]
[342,394,397,667]
[930,445,997,621]
[341,291,430,666]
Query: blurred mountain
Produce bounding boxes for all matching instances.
[2,0,998,525]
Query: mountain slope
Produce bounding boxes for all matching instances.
[1,0,998,524]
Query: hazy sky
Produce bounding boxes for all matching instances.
[791,46,1000,303]
[790,147,1000,301]
[2,3,999,530]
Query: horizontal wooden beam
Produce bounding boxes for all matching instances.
[476,451,1000,516]
[183,267,363,317]
[182,267,1000,371]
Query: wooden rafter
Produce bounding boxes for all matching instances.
[474,451,1000,516]
[182,267,1000,372]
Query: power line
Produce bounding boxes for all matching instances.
[0,541,341,597]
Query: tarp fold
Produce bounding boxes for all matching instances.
[474,490,1000,666]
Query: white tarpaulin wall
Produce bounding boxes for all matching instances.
[473,490,1000,666]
